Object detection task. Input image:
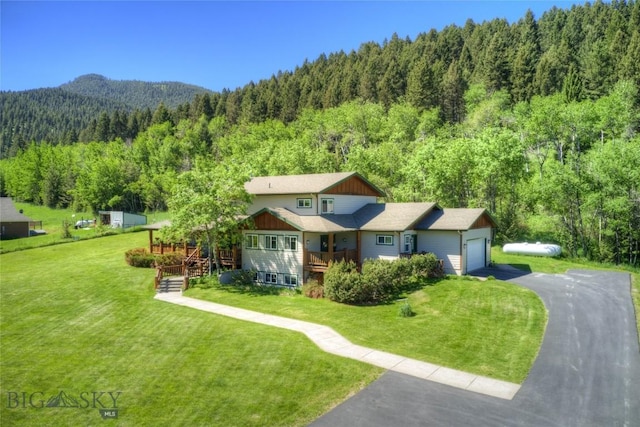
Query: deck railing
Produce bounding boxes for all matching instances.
[154,264,187,290]
[306,249,358,267]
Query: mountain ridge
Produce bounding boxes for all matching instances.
[58,73,213,110]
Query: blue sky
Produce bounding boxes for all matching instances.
[1,1,577,92]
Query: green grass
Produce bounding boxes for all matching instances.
[0,233,381,426]
[0,203,170,254]
[187,275,546,384]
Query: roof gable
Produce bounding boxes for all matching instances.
[416,208,497,231]
[244,172,384,197]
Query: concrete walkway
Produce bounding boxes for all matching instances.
[154,292,520,400]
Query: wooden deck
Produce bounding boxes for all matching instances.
[304,249,358,272]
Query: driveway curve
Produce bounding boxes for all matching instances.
[311,269,640,427]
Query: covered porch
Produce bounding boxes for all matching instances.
[303,231,361,272]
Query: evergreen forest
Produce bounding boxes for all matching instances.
[1,1,639,266]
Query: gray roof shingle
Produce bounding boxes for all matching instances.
[0,197,34,222]
[354,203,438,231]
[416,208,492,230]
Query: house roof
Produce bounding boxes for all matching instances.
[255,207,359,233]
[416,208,497,230]
[354,202,438,231]
[250,202,445,233]
[244,171,384,197]
[141,220,172,230]
[0,197,34,222]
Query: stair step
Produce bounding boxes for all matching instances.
[156,276,185,293]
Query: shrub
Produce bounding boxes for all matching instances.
[324,254,445,305]
[154,252,185,267]
[324,260,368,304]
[398,300,415,317]
[361,259,398,301]
[125,248,156,268]
[124,248,184,268]
[409,253,442,277]
[302,280,324,299]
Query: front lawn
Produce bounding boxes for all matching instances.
[186,275,547,384]
[0,233,381,426]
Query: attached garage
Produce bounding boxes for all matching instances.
[416,208,496,275]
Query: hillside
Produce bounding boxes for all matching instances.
[1,0,639,158]
[0,74,212,157]
[59,74,213,110]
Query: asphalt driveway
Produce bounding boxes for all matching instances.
[311,269,640,426]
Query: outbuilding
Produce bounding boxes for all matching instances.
[0,197,42,239]
[98,211,147,229]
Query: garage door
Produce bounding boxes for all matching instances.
[466,238,486,272]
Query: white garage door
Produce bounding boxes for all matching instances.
[466,238,486,272]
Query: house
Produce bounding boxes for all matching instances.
[0,197,42,239]
[241,172,496,285]
[99,210,147,229]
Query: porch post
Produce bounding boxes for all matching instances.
[302,233,308,267]
[328,233,334,263]
[356,231,362,267]
[148,230,153,253]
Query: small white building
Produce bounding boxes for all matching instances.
[99,211,147,229]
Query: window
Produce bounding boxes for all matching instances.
[376,234,394,245]
[253,271,261,282]
[246,234,259,249]
[265,272,278,284]
[265,235,278,250]
[321,198,334,214]
[284,235,297,251]
[404,234,412,253]
[284,274,298,287]
[297,198,312,209]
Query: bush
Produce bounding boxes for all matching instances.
[324,254,444,305]
[302,280,324,299]
[361,259,398,300]
[409,253,442,277]
[398,300,415,317]
[324,260,369,304]
[124,248,184,268]
[125,248,156,268]
[154,252,185,267]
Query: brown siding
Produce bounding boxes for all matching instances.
[324,176,382,196]
[470,214,495,229]
[1,222,30,239]
[253,212,298,231]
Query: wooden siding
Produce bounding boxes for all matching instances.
[253,211,298,231]
[470,213,495,229]
[0,222,30,239]
[323,175,382,197]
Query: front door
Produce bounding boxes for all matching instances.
[320,234,336,253]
